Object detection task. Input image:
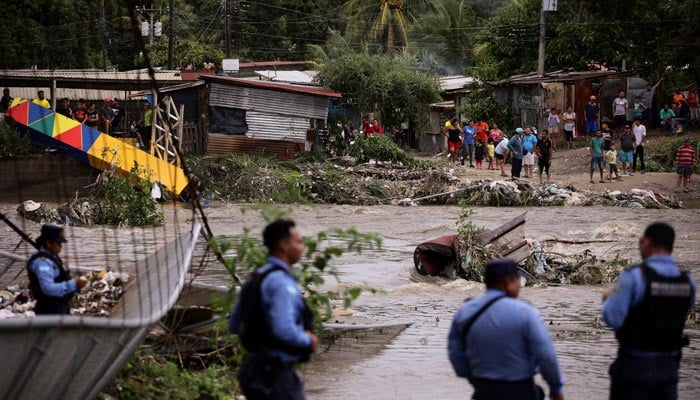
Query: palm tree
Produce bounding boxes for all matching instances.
[411,0,477,72]
[343,0,438,54]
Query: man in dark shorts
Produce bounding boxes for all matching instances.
[590,130,605,183]
[612,91,629,134]
[675,137,695,193]
[535,130,553,185]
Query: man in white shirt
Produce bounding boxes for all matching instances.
[494,136,510,177]
[612,91,629,135]
[632,118,647,174]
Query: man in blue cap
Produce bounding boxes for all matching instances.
[26,224,87,315]
[603,222,695,399]
[448,258,564,400]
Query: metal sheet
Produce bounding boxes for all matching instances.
[206,134,302,160]
[209,83,329,119]
[245,111,310,142]
[0,225,201,400]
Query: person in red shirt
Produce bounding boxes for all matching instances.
[475,120,489,143]
[675,137,695,193]
[688,85,698,120]
[366,118,384,135]
[362,117,370,137]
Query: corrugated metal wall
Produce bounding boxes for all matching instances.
[206,134,302,160]
[209,83,329,119]
[246,111,309,142]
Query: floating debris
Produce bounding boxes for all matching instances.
[399,180,684,209]
[0,269,131,319]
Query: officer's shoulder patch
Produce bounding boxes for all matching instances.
[38,265,51,273]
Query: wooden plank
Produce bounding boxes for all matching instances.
[476,212,527,245]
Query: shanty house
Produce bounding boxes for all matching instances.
[421,75,478,154]
[200,75,341,160]
[493,70,651,134]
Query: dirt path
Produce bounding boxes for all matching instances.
[433,129,700,206]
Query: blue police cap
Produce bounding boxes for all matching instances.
[484,258,521,283]
[39,224,67,243]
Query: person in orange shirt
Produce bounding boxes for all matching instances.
[672,89,685,115]
[475,120,489,143]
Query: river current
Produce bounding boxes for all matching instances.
[1,204,698,399]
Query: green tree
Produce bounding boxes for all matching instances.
[315,51,440,135]
[411,0,477,73]
[342,0,439,54]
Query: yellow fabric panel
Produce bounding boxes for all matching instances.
[53,112,81,136]
[86,134,188,195]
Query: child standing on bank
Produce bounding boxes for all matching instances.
[474,141,485,170]
[606,142,621,181]
[486,138,496,170]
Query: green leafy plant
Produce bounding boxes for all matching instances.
[349,135,414,164]
[210,205,382,330]
[91,163,165,226]
[0,123,32,158]
[103,352,238,400]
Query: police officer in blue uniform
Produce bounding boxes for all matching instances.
[26,224,87,315]
[448,259,564,400]
[603,222,696,400]
[229,219,319,400]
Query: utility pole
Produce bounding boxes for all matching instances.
[168,0,174,69]
[100,0,107,71]
[538,0,558,77]
[136,6,162,46]
[537,2,546,77]
[224,0,231,58]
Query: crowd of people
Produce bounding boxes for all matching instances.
[0,88,155,151]
[438,83,699,189]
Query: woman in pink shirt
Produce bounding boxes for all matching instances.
[489,123,503,141]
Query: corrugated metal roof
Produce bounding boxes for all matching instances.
[206,134,302,160]
[209,83,331,120]
[253,70,315,84]
[497,70,629,85]
[4,87,136,103]
[430,100,455,109]
[0,69,182,81]
[202,75,341,98]
[130,80,206,98]
[239,61,312,69]
[440,75,478,92]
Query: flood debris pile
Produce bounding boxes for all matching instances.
[0,269,130,319]
[415,207,632,286]
[0,285,34,318]
[521,246,627,285]
[72,269,131,317]
[188,153,458,205]
[17,165,164,227]
[401,180,683,209]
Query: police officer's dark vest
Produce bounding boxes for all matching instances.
[26,251,74,315]
[238,264,314,361]
[617,263,693,352]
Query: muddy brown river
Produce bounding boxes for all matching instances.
[1,204,699,399]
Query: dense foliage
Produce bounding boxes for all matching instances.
[0,123,33,158]
[315,52,440,132]
[2,0,697,89]
[92,164,165,226]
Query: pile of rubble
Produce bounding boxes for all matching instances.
[0,269,130,319]
[397,179,684,209]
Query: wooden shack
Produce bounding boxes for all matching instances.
[200,75,341,160]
